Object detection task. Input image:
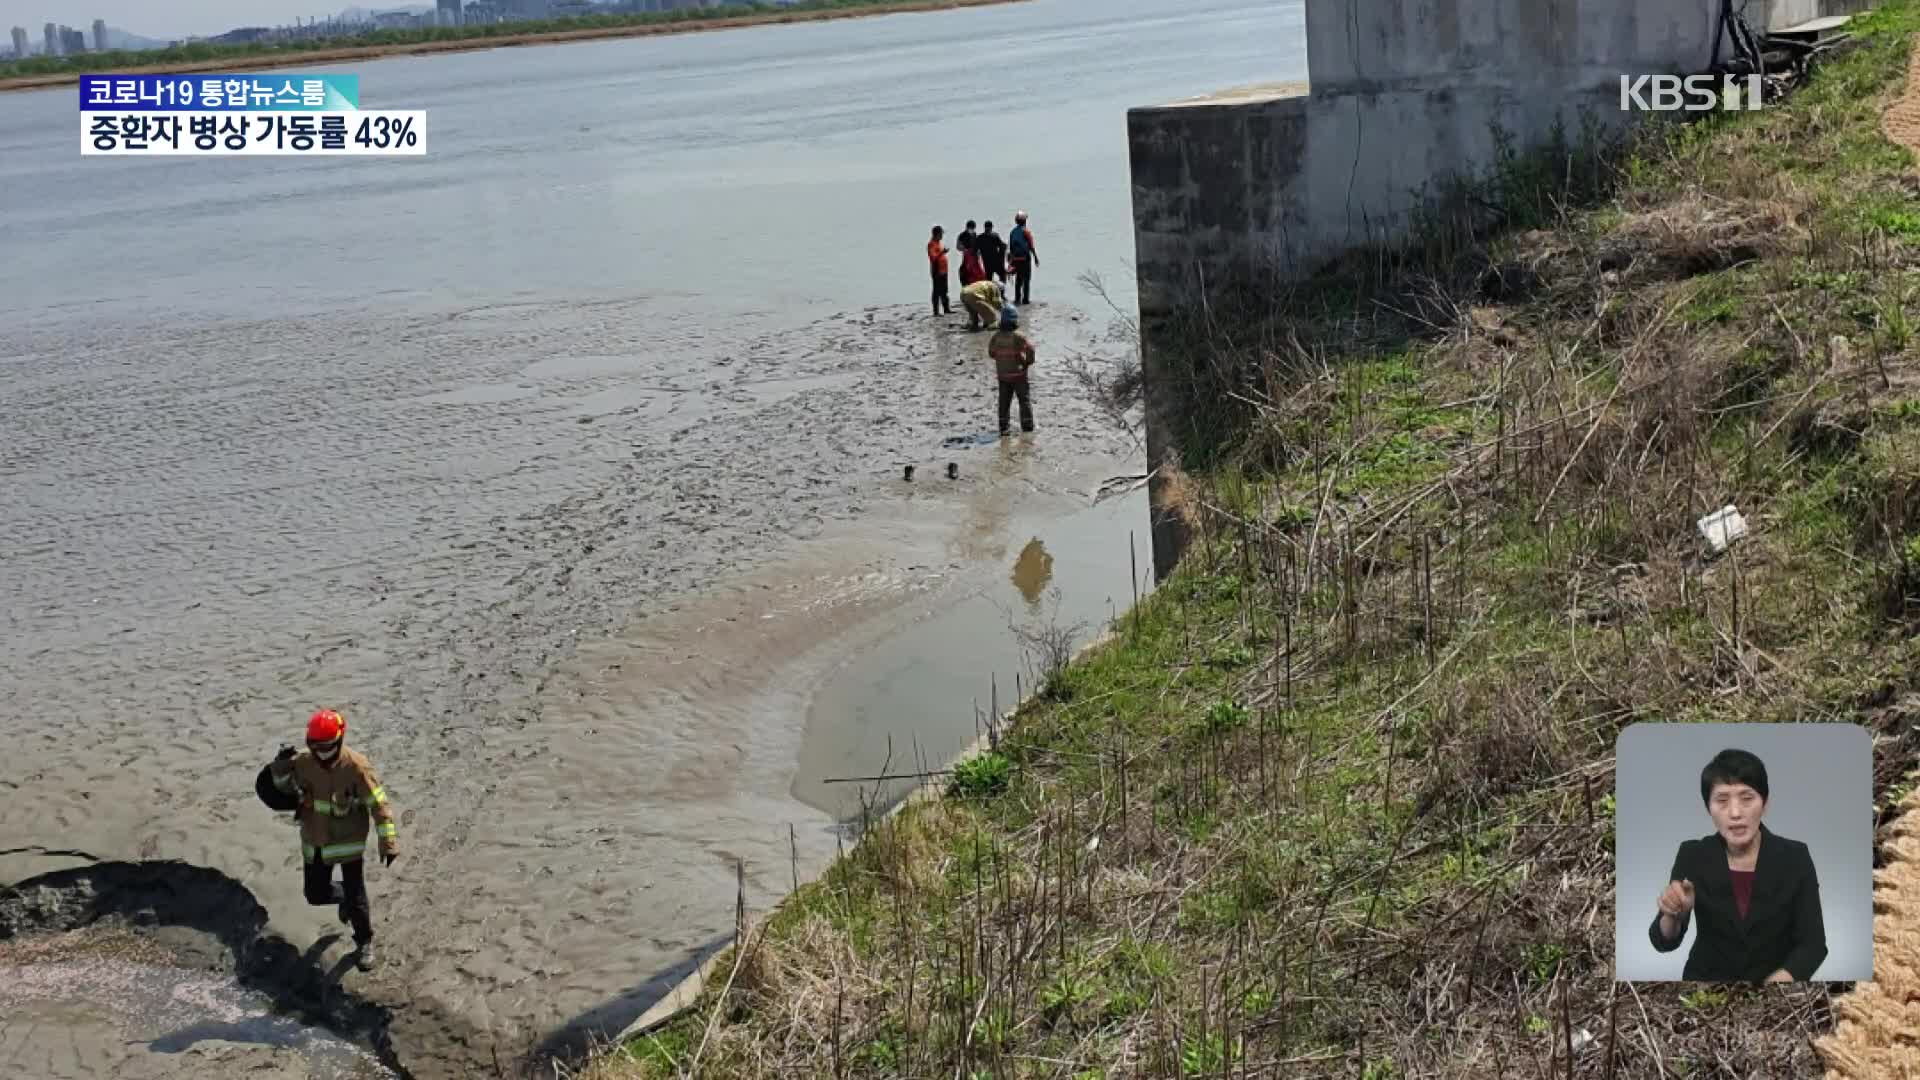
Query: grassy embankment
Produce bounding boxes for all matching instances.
[588,6,1920,1077]
[0,0,1020,86]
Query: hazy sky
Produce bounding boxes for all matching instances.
[1,2,369,39]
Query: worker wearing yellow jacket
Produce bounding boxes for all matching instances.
[268,708,398,970]
[960,278,1006,332]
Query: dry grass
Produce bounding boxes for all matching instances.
[585,7,1920,1079]
[1817,783,1920,1080]
[1817,41,1920,1073]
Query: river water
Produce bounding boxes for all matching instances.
[0,0,1307,1074]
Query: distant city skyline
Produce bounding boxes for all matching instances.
[0,3,385,40]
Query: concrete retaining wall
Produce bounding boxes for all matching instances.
[1304,0,1719,94]
[1128,80,1628,324]
[1130,0,1724,323]
[1125,0,1872,580]
[1766,0,1877,29]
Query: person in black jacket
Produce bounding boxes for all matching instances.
[976,220,1008,285]
[1648,748,1827,983]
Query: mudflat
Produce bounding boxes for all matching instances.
[0,0,1302,1073]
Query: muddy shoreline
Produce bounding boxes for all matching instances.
[0,0,1027,93]
[0,295,1144,1079]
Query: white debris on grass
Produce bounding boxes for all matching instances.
[1698,504,1749,555]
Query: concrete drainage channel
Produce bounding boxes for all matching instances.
[0,860,411,1080]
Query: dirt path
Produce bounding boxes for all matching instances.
[0,0,1025,93]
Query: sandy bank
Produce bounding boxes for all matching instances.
[0,0,1025,93]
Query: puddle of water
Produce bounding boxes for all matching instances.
[791,484,1153,819]
[421,382,540,406]
[734,371,858,403]
[567,382,689,420]
[519,353,643,380]
[0,956,390,1079]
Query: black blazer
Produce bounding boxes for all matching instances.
[1647,824,1827,982]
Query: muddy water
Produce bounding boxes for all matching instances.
[0,0,1304,1073]
[0,926,389,1080]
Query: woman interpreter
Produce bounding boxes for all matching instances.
[1649,748,1828,983]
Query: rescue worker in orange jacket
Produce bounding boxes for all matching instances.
[268,709,398,970]
[927,225,953,317]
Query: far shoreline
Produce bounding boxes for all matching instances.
[0,0,1027,94]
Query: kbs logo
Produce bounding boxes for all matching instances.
[1619,74,1765,112]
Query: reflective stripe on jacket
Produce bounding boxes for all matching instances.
[988,329,1034,381]
[270,745,398,864]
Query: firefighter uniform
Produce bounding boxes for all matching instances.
[987,305,1036,435]
[269,712,397,966]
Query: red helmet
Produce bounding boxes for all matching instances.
[307,709,346,744]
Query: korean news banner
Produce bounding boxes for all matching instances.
[80,74,425,156]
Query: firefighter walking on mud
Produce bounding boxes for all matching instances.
[988,303,1037,435]
[267,709,399,971]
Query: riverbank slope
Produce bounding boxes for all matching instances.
[585,4,1920,1076]
[0,0,1024,92]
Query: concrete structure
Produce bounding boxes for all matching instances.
[42,22,57,56]
[437,0,464,26]
[92,18,106,51]
[1765,0,1876,29]
[1125,0,1874,580]
[10,26,28,58]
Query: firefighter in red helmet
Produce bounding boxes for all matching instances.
[267,709,399,970]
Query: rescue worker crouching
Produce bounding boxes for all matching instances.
[269,708,398,971]
[961,277,1006,333]
[988,303,1037,435]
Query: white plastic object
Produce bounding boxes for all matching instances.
[1697,505,1748,554]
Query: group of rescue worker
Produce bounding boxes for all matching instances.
[927,212,1039,323]
[926,212,1041,436]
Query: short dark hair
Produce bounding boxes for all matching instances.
[966,220,977,228]
[932,225,943,236]
[984,220,994,229]
[1700,748,1769,806]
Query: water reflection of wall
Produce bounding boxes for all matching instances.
[1011,537,1054,608]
